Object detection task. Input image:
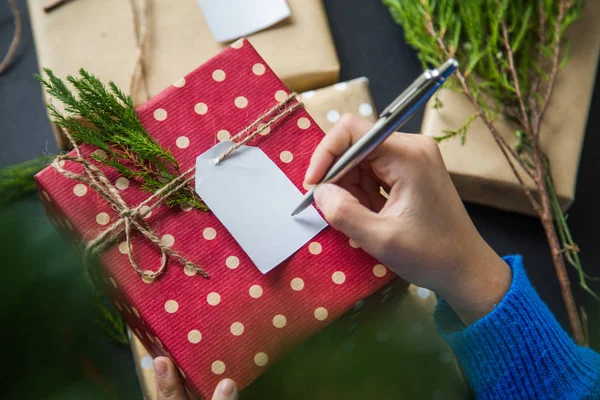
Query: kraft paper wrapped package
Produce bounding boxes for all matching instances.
[27,0,339,150]
[124,78,464,399]
[421,0,600,216]
[300,77,379,131]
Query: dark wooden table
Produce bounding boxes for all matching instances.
[1,1,598,398]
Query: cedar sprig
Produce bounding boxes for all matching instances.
[35,69,207,210]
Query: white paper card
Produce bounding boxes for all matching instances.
[195,142,327,274]
[196,0,291,43]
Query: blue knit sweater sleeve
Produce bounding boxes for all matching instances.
[435,255,600,399]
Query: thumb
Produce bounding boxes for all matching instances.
[314,183,380,244]
[154,357,189,400]
[211,379,238,400]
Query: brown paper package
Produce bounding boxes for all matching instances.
[421,1,600,216]
[27,0,340,149]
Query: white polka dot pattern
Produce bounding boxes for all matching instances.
[308,242,322,254]
[302,90,315,99]
[184,264,197,276]
[73,184,87,197]
[161,234,175,247]
[115,177,129,190]
[326,110,340,123]
[38,49,400,389]
[272,314,286,328]
[194,103,208,115]
[373,264,387,277]
[176,136,190,149]
[230,322,244,336]
[173,78,186,88]
[188,330,202,344]
[226,256,240,269]
[207,292,221,306]
[279,150,293,163]
[332,271,346,284]
[212,69,226,82]
[359,103,373,116]
[254,352,268,367]
[249,285,263,298]
[252,63,266,75]
[314,307,328,321]
[165,300,179,313]
[141,355,153,369]
[274,90,287,102]
[211,360,225,374]
[334,82,348,91]
[235,96,248,108]
[230,39,244,49]
[96,212,110,225]
[140,205,152,219]
[153,108,167,121]
[297,117,311,129]
[217,130,231,141]
[203,227,217,240]
[290,278,304,291]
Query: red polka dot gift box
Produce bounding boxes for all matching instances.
[35,39,395,398]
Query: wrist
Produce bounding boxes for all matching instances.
[438,243,512,325]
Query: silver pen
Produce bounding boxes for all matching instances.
[291,59,459,216]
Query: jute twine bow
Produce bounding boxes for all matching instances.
[52,92,302,281]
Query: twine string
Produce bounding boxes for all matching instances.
[129,0,151,105]
[216,93,302,163]
[0,0,22,76]
[52,91,302,280]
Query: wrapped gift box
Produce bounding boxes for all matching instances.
[301,77,379,131]
[35,40,395,398]
[421,0,600,216]
[28,0,339,149]
[129,284,465,399]
[125,77,464,400]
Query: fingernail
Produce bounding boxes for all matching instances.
[304,164,314,183]
[218,379,236,396]
[313,184,333,208]
[153,358,169,378]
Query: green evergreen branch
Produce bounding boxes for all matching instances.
[0,156,53,204]
[35,69,207,211]
[433,113,477,145]
[93,292,129,347]
[384,0,596,343]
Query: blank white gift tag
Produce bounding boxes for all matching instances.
[197,0,291,43]
[195,142,327,274]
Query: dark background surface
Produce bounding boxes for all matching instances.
[0,0,598,398]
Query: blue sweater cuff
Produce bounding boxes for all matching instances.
[435,255,600,399]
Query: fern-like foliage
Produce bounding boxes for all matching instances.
[35,69,207,210]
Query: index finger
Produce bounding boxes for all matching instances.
[304,114,375,185]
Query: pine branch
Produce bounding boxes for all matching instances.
[35,69,208,211]
[384,0,595,345]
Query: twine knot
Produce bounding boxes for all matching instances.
[50,92,302,281]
